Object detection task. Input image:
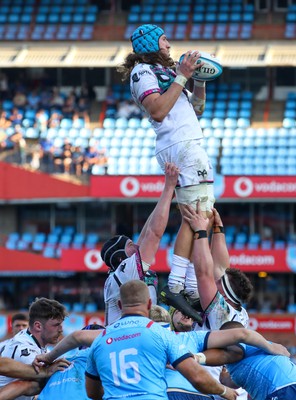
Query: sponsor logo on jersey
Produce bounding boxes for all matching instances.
[114,320,140,328]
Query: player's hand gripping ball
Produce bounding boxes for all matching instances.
[179,51,223,82]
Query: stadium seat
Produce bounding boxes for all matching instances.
[43,245,56,258]
[85,233,99,249]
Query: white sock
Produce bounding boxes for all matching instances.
[185,262,199,299]
[168,254,189,292]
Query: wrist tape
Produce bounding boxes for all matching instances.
[174,75,187,87]
[191,94,205,114]
[195,352,206,364]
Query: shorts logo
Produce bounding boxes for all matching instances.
[198,169,208,179]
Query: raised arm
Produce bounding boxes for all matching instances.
[142,51,204,122]
[182,203,217,310]
[210,208,230,280]
[138,163,179,266]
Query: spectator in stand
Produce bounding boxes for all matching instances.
[75,98,90,125]
[61,140,73,174]
[83,144,108,175]
[0,111,11,129]
[50,88,65,110]
[35,109,49,134]
[12,91,27,109]
[9,108,23,127]
[116,99,143,119]
[72,145,85,177]
[8,124,27,165]
[39,137,54,172]
[62,94,77,119]
[52,139,69,173]
[0,72,9,100]
[27,89,41,110]
[79,82,96,103]
[48,111,62,129]
[29,143,42,171]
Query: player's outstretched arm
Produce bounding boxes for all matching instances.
[138,163,179,267]
[207,328,290,357]
[210,208,230,280]
[32,330,102,371]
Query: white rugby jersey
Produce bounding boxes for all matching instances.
[104,251,146,326]
[0,329,47,400]
[130,63,203,155]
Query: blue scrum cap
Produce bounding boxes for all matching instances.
[131,24,164,54]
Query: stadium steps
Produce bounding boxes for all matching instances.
[268,100,285,122]
[251,100,266,123]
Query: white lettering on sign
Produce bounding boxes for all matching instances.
[230,254,275,266]
[254,181,296,193]
[120,178,165,197]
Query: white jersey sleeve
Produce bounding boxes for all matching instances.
[130,63,162,112]
[195,291,249,332]
[0,329,46,399]
[104,251,145,325]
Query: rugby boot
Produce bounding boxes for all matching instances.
[159,285,203,324]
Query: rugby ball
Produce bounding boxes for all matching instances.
[179,51,223,82]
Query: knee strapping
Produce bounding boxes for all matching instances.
[175,183,215,212]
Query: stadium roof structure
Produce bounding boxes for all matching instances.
[0,41,295,68]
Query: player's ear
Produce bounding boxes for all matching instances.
[33,320,42,332]
[147,298,152,310]
[118,300,122,310]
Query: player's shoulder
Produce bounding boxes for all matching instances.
[132,63,152,73]
[131,63,156,82]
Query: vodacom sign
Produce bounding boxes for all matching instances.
[221,176,296,199]
[84,250,104,271]
[120,177,141,197]
[90,175,165,198]
[119,177,164,198]
[233,177,254,197]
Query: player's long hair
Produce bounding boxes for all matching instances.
[117,51,175,82]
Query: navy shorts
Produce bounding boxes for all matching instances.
[266,384,296,400]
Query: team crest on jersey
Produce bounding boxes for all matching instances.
[120,263,126,272]
[132,73,140,83]
[20,348,30,357]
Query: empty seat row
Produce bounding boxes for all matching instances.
[5,231,100,253]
